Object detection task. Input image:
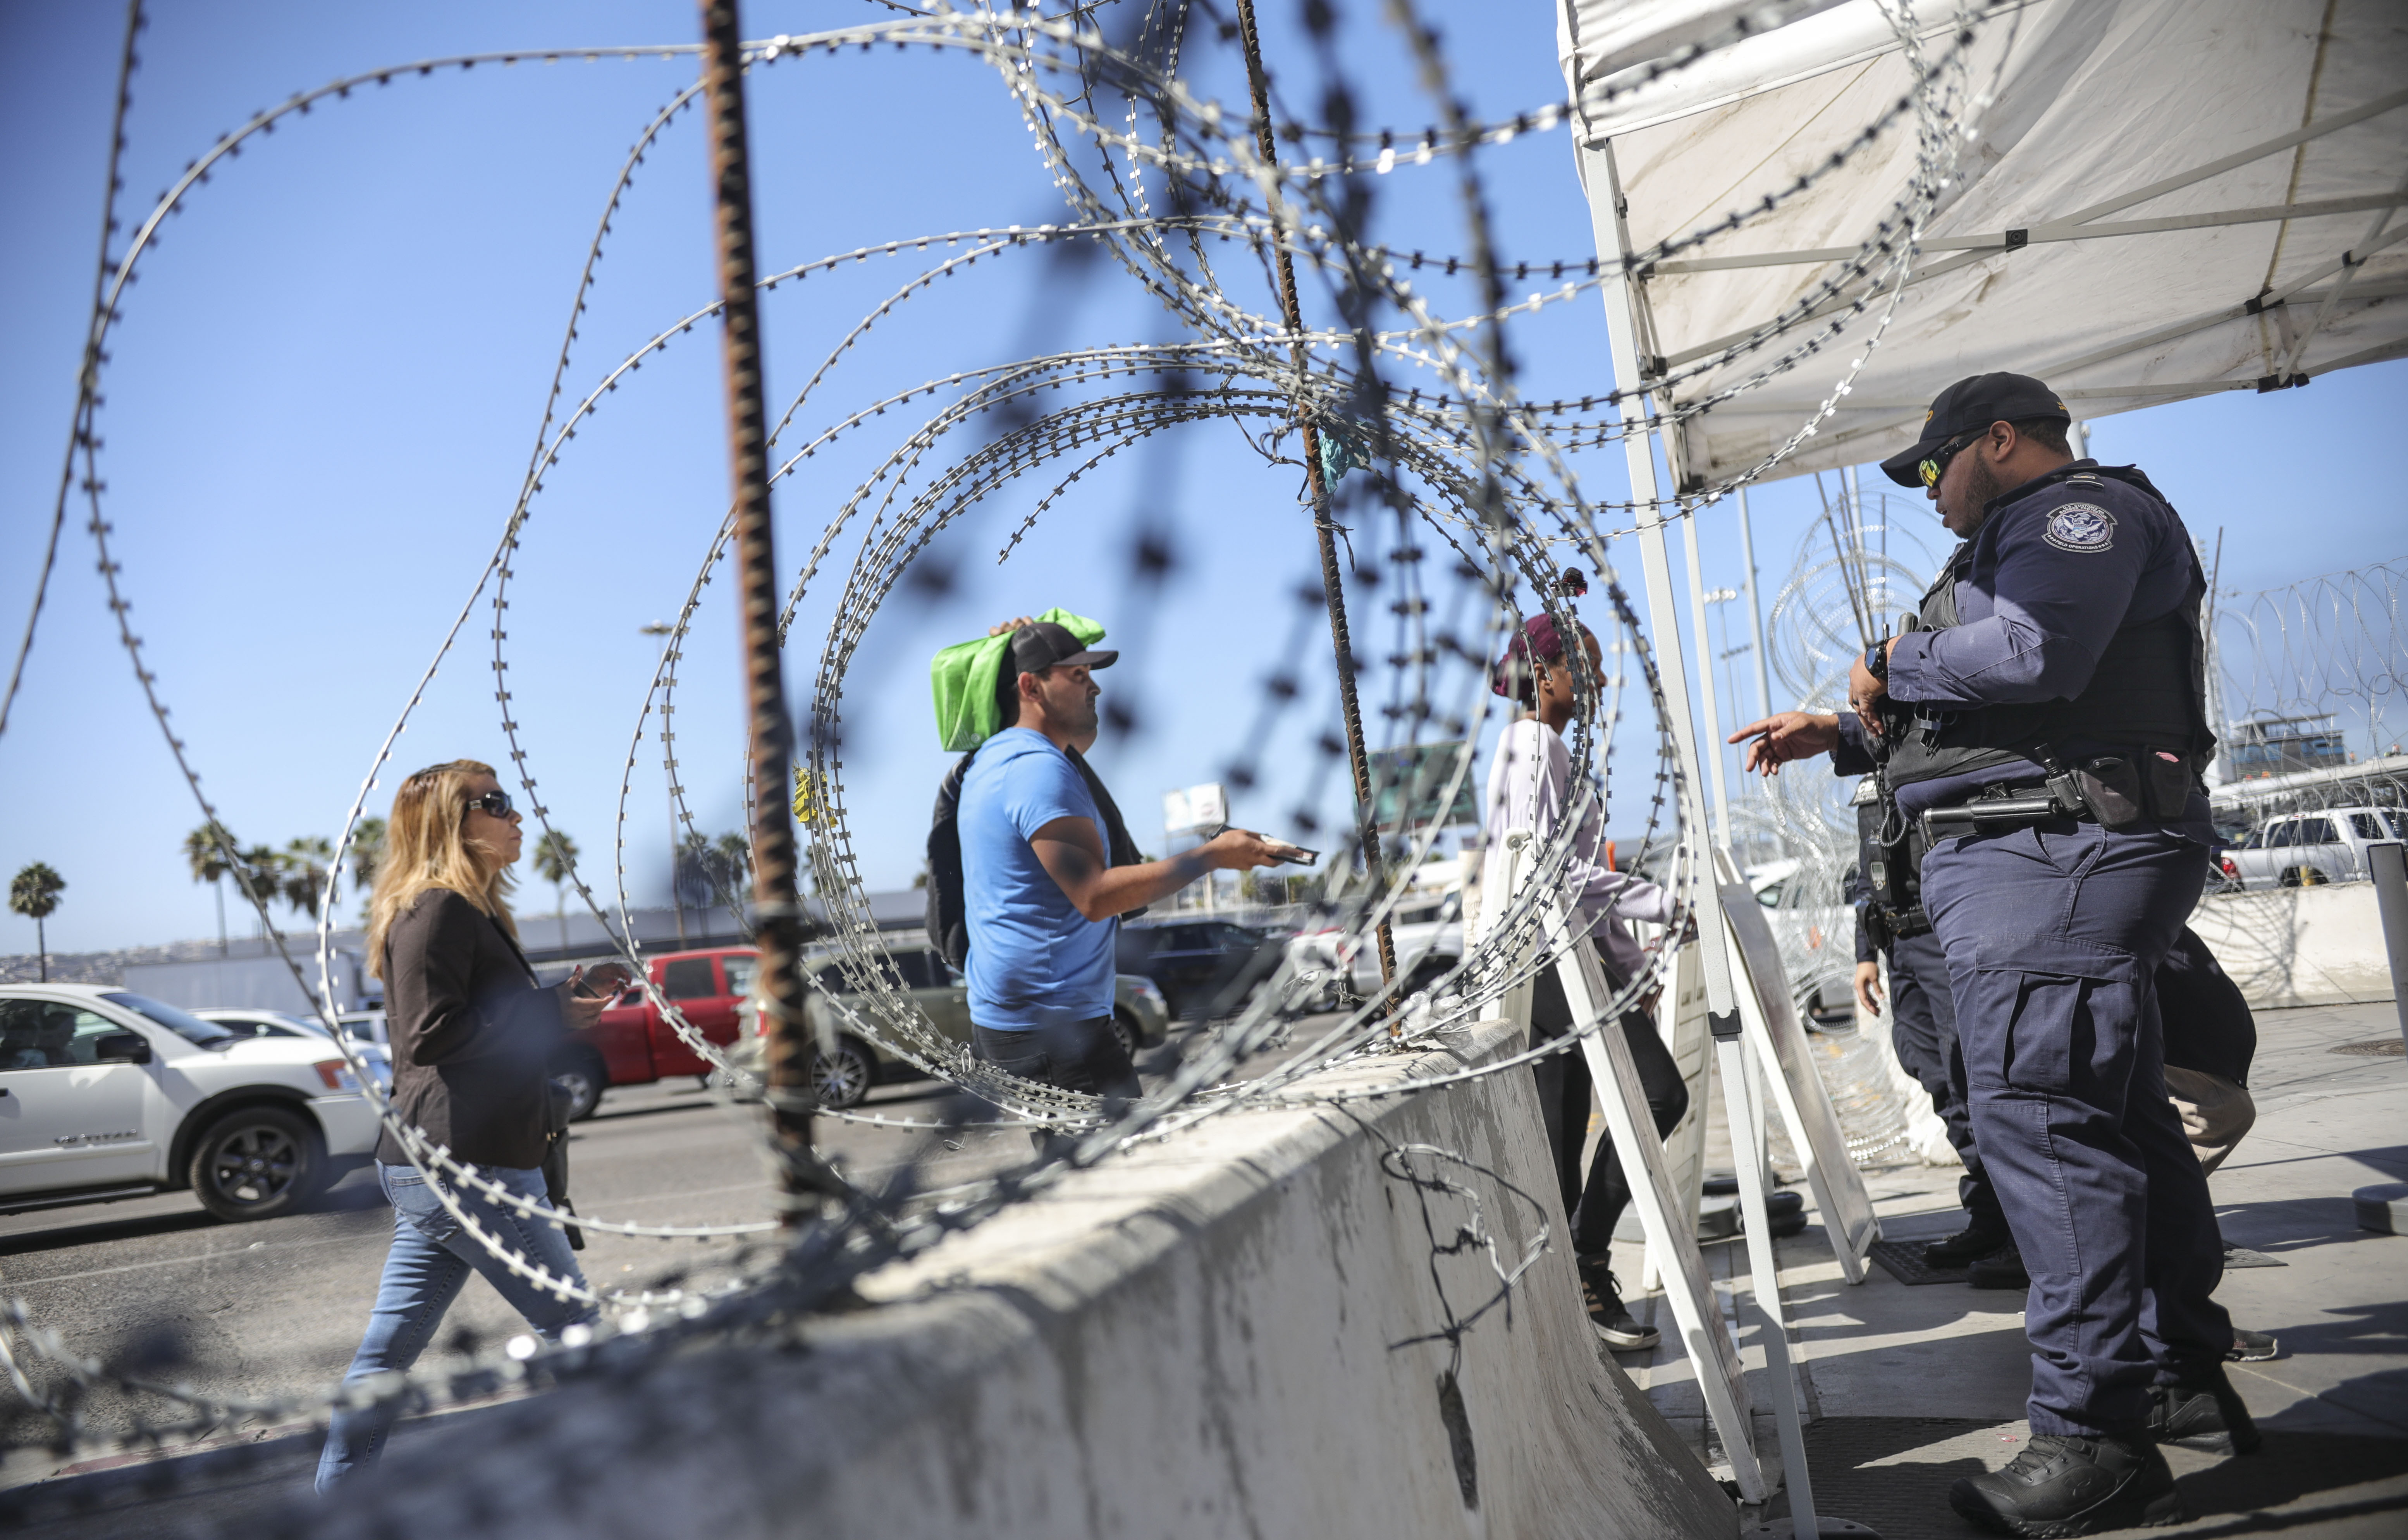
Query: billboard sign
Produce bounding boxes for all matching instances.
[1368,742,1479,832]
[1163,782,1228,835]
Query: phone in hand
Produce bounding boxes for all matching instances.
[1261,837,1319,866]
[571,961,636,1001]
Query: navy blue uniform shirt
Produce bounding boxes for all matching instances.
[1833,461,2214,842]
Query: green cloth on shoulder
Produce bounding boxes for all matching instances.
[929,607,1106,751]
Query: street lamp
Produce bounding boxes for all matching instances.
[640,622,688,947]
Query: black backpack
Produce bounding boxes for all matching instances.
[927,742,1146,970]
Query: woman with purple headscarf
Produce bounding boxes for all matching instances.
[1476,609,1686,1351]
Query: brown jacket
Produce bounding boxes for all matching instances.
[377,889,562,1170]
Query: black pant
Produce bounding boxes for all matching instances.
[1889,930,2002,1231]
[1529,957,1689,1256]
[972,1020,1141,1155]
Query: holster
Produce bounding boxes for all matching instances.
[542,1081,584,1251]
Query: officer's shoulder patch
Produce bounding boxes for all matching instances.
[2042,501,2116,553]
[2061,472,2103,486]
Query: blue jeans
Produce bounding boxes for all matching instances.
[315,1162,597,1491]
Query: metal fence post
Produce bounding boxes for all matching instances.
[698,0,822,1225]
[1230,0,1397,1000]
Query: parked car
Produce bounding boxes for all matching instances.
[1283,901,1461,1010]
[0,984,379,1221]
[1122,920,1292,1017]
[582,941,1171,1114]
[2220,806,2408,889]
[1746,859,1856,1026]
[193,1007,393,1089]
[555,947,757,1121]
[727,937,1170,1110]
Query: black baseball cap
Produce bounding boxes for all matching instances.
[1009,620,1117,675]
[1878,372,2071,486]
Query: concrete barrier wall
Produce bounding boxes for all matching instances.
[308,1018,1732,1540]
[2190,882,2397,1009]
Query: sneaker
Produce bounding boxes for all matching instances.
[2227,1327,2279,1362]
[1967,1243,2031,1290]
[1575,1255,1660,1351]
[1948,1432,2184,1536]
[2147,1363,2261,1455]
[1923,1223,2013,1268]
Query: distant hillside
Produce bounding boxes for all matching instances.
[0,929,366,987]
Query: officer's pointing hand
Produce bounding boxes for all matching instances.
[1727,712,1840,776]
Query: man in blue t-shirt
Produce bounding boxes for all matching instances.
[960,620,1282,1100]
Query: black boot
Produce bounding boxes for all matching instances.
[1574,1255,1660,1351]
[1948,1432,2184,1536]
[2147,1362,2261,1454]
[1924,1222,2013,1268]
[1968,1242,2031,1290]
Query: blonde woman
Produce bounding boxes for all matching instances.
[316,760,608,1491]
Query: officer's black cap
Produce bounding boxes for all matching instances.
[1878,372,2071,486]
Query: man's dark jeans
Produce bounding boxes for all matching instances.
[972,1019,1141,1155]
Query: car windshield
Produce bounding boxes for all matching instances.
[102,992,241,1049]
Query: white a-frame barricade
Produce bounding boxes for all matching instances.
[1498,829,1764,1499]
[1714,854,1882,1284]
[1639,937,1710,1296]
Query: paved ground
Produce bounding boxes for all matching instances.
[1613,999,2408,1538]
[0,1069,1035,1532]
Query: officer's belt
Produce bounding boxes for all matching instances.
[1919,779,2090,842]
[1882,904,1932,941]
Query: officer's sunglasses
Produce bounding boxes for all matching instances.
[463,789,516,820]
[1918,431,1977,488]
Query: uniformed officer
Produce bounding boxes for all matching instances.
[1730,373,2255,1536]
[1847,775,2007,1268]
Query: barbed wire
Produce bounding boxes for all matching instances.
[5,0,2019,1479]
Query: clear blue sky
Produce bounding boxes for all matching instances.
[5,2,2403,956]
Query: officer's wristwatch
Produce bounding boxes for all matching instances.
[1862,640,1889,681]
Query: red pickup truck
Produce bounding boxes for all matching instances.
[551,947,755,1121]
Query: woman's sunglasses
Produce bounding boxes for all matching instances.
[463,790,516,820]
[1919,431,1977,488]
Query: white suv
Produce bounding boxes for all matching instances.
[2220,806,2408,890]
[194,1007,394,1090]
[0,984,380,1222]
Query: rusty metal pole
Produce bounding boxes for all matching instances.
[1232,0,1398,1000]
[698,0,818,1224]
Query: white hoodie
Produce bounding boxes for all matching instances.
[1476,717,1673,982]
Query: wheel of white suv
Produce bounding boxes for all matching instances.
[189,1105,325,1222]
[809,1036,875,1111]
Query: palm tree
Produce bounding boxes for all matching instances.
[281,836,337,921]
[712,832,752,893]
[235,845,285,944]
[183,820,238,956]
[530,829,579,952]
[9,863,65,982]
[350,816,388,911]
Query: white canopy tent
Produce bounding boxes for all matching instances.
[1558,0,2408,490]
[1539,8,2405,1522]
